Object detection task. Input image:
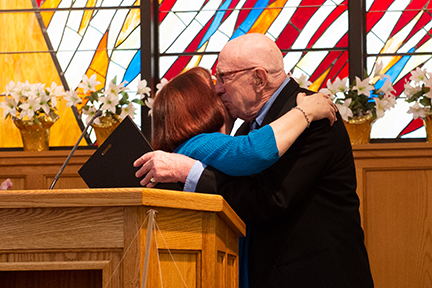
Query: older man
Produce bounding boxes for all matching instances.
[135,33,374,288]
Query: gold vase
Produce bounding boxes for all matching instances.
[424,115,432,143]
[91,114,121,146]
[13,113,59,151]
[343,115,374,145]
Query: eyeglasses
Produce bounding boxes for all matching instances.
[215,67,257,84]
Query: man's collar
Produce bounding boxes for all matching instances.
[252,76,291,128]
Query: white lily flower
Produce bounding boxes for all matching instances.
[403,80,421,99]
[104,81,129,98]
[39,93,52,115]
[353,76,374,97]
[119,102,137,119]
[372,61,383,78]
[320,77,348,97]
[11,81,28,101]
[19,98,41,119]
[319,87,331,95]
[321,79,338,96]
[21,80,32,94]
[78,74,101,94]
[379,80,395,97]
[335,77,348,93]
[83,106,101,125]
[47,82,64,108]
[144,96,154,116]
[0,178,12,190]
[410,67,427,84]
[156,78,168,95]
[0,96,17,118]
[31,83,46,98]
[424,76,432,99]
[5,80,16,96]
[293,74,312,89]
[64,90,82,107]
[99,94,119,113]
[137,79,151,99]
[407,102,427,119]
[336,98,353,122]
[374,96,396,119]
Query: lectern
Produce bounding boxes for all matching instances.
[0,188,245,288]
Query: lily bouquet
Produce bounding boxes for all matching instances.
[74,74,153,125]
[0,80,73,124]
[403,67,432,119]
[320,63,396,122]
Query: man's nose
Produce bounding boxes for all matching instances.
[215,79,225,95]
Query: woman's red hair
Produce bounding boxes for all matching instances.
[152,67,226,152]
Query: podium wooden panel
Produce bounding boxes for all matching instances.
[0,188,246,288]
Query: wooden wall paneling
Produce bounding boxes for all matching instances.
[353,143,432,288]
[0,150,93,190]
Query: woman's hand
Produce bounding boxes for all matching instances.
[296,92,338,125]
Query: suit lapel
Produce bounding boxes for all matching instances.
[261,78,299,127]
[234,78,300,136]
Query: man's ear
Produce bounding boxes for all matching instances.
[254,68,267,90]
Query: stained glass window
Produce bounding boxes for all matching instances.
[159,0,432,141]
[366,0,432,139]
[159,0,348,84]
[1,0,432,148]
[0,0,141,147]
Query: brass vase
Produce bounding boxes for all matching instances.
[13,113,59,151]
[423,115,432,143]
[343,115,374,145]
[91,114,121,146]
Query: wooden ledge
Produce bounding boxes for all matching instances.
[0,188,246,236]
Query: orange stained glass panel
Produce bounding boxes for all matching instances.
[249,0,288,34]
[0,6,83,148]
[40,0,62,27]
[309,67,331,92]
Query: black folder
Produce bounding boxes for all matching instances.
[79,116,182,190]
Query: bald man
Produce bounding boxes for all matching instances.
[135,33,374,288]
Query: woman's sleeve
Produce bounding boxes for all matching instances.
[175,125,279,176]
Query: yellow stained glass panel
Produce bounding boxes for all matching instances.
[116,0,141,47]
[0,6,83,148]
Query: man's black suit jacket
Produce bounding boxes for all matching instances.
[196,79,374,287]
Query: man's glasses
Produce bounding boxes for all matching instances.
[215,67,257,84]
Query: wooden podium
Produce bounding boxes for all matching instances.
[0,188,246,288]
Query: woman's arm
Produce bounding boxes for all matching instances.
[175,92,337,176]
[175,125,278,176]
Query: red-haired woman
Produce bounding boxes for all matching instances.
[149,67,337,177]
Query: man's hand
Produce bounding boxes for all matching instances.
[133,150,196,188]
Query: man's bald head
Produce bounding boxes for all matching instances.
[219,33,285,81]
[215,33,288,121]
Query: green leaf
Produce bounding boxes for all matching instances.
[132,99,145,105]
[33,116,43,128]
[119,92,129,106]
[111,76,118,85]
[419,97,431,107]
[88,91,99,102]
